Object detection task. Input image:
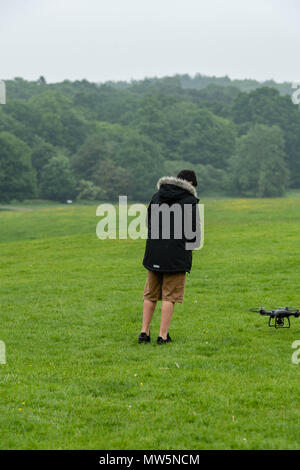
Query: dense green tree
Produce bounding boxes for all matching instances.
[0,100,38,144]
[6,74,292,103]
[72,122,165,201]
[74,85,141,123]
[114,130,164,200]
[162,103,236,167]
[0,132,37,202]
[123,94,173,154]
[184,84,240,105]
[125,99,236,166]
[76,179,107,201]
[71,122,124,182]
[39,154,77,202]
[31,137,58,184]
[176,108,236,167]
[0,106,29,143]
[227,124,289,197]
[29,92,91,152]
[1,76,298,201]
[128,76,182,96]
[93,159,133,200]
[232,87,300,187]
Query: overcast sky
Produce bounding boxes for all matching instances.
[0,0,299,84]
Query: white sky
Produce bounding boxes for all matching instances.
[0,0,299,83]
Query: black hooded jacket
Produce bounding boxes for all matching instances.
[143,176,200,273]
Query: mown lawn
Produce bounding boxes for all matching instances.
[1,195,300,449]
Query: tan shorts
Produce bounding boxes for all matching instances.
[143,270,186,303]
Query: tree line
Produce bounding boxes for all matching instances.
[0,74,298,203]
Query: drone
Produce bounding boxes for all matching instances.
[249,307,300,329]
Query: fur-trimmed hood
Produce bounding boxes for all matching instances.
[157,176,198,198]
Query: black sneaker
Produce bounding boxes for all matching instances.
[157,333,172,344]
[166,333,172,342]
[138,331,150,343]
[156,336,167,344]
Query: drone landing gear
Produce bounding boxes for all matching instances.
[268,316,290,329]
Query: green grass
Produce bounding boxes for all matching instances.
[1,196,300,449]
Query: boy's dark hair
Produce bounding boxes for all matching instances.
[177,169,198,187]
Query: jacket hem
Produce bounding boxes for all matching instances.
[143,263,190,274]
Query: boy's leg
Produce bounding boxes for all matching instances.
[141,299,157,335]
[159,300,174,340]
[159,272,186,340]
[141,270,162,335]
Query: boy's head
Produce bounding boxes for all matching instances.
[177,169,198,187]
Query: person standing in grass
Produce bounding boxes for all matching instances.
[139,170,200,345]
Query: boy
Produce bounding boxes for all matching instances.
[139,170,200,344]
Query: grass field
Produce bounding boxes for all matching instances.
[1,194,300,450]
